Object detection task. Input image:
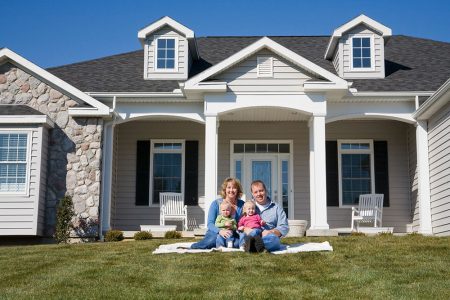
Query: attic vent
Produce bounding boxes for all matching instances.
[257,56,273,77]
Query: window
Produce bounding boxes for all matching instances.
[155,37,176,70]
[338,140,374,206]
[0,133,29,193]
[352,37,371,69]
[151,141,184,204]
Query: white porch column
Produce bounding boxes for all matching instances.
[100,122,114,234]
[308,115,329,230]
[204,114,219,226]
[415,120,433,234]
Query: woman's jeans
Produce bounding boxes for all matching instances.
[190,230,239,249]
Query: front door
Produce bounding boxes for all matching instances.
[230,141,292,217]
[245,155,278,204]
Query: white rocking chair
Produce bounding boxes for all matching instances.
[160,192,188,231]
[351,194,384,231]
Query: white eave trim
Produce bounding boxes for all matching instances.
[86,91,186,98]
[184,36,348,91]
[350,91,434,97]
[414,78,450,120]
[304,81,348,91]
[138,16,194,42]
[68,107,111,117]
[0,48,111,117]
[0,115,54,127]
[325,14,392,59]
[183,82,227,93]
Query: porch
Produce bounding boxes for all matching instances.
[102,113,424,235]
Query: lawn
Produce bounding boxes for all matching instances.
[0,235,449,299]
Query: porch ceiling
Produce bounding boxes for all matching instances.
[219,107,310,121]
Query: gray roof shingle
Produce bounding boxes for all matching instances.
[47,35,450,93]
[0,105,44,115]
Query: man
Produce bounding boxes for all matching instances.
[245,180,289,252]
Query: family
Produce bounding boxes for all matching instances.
[191,177,289,252]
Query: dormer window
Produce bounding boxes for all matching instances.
[156,37,177,71]
[352,37,372,69]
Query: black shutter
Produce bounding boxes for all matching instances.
[374,141,389,207]
[184,141,198,205]
[326,141,339,206]
[135,140,150,206]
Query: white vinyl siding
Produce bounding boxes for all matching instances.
[212,49,317,93]
[0,126,47,236]
[427,101,450,236]
[340,24,385,79]
[144,26,188,80]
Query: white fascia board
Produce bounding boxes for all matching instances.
[68,107,111,117]
[350,91,434,97]
[184,36,348,90]
[138,16,194,41]
[0,115,54,127]
[87,92,186,98]
[325,14,392,59]
[414,78,450,120]
[183,82,227,93]
[304,81,348,91]
[0,48,111,116]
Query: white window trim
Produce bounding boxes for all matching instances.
[349,35,375,72]
[338,139,375,208]
[154,35,179,72]
[229,140,294,219]
[149,139,185,206]
[0,130,32,197]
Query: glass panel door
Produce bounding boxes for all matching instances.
[245,156,278,204]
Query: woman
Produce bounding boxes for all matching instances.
[190,177,245,249]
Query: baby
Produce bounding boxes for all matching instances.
[238,201,266,251]
[215,201,238,248]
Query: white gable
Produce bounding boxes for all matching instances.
[184,37,348,94]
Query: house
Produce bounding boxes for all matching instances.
[0,14,449,238]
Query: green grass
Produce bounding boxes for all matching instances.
[0,235,449,299]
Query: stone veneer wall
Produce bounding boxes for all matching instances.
[0,63,103,237]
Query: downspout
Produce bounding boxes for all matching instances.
[99,96,117,241]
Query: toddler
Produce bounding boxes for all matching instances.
[215,201,238,248]
[238,201,265,250]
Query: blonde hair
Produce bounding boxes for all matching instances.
[220,201,232,210]
[219,177,243,199]
[242,200,256,216]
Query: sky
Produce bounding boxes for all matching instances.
[1,0,449,68]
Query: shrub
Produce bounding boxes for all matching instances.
[378,231,394,237]
[350,231,366,236]
[54,195,74,244]
[134,231,153,240]
[164,230,182,239]
[104,230,124,242]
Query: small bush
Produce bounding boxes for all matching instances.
[350,231,366,236]
[104,230,124,242]
[54,195,74,244]
[164,230,182,239]
[134,231,153,240]
[378,231,393,237]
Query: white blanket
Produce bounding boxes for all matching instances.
[152,241,333,254]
